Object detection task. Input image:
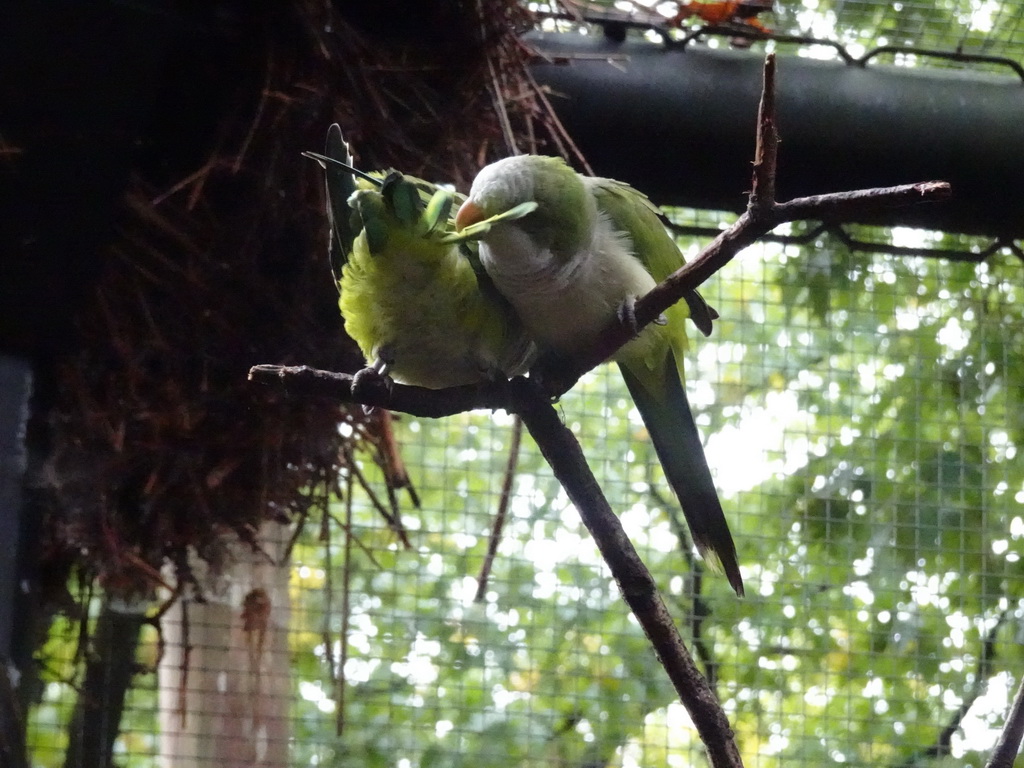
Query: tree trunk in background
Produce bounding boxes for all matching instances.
[158,523,292,768]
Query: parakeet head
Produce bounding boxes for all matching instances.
[458,156,542,221]
[455,155,596,255]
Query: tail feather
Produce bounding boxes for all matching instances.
[619,359,743,595]
[682,290,719,337]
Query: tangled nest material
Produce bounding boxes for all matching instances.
[40,0,575,597]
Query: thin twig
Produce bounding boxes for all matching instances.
[899,611,1005,768]
[320,506,338,732]
[652,480,719,693]
[474,415,525,602]
[749,53,777,212]
[521,64,595,175]
[328,512,387,571]
[233,55,273,174]
[337,468,354,738]
[176,598,191,728]
[344,445,411,549]
[368,410,421,509]
[478,0,519,155]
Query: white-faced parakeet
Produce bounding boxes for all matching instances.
[455,155,742,594]
[307,126,536,389]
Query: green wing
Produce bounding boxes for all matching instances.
[593,177,740,594]
[589,177,717,337]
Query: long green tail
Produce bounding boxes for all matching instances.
[619,359,743,595]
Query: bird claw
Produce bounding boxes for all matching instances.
[352,355,395,414]
[618,296,666,333]
[617,296,664,335]
[616,297,638,335]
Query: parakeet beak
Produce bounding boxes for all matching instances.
[454,200,484,232]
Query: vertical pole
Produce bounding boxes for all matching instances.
[0,353,33,768]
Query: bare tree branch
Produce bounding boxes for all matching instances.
[507,377,743,768]
[530,54,951,397]
[248,364,511,417]
[899,611,1005,768]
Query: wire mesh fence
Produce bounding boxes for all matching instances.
[25,217,1024,766]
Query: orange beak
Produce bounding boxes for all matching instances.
[454,200,484,232]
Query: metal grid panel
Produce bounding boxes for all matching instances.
[26,223,1024,766]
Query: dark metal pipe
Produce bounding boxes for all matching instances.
[529,32,1024,239]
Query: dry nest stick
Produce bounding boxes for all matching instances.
[251,54,951,768]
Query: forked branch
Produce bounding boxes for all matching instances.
[250,53,953,768]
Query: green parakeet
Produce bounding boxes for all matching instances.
[455,155,742,595]
[306,125,536,389]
